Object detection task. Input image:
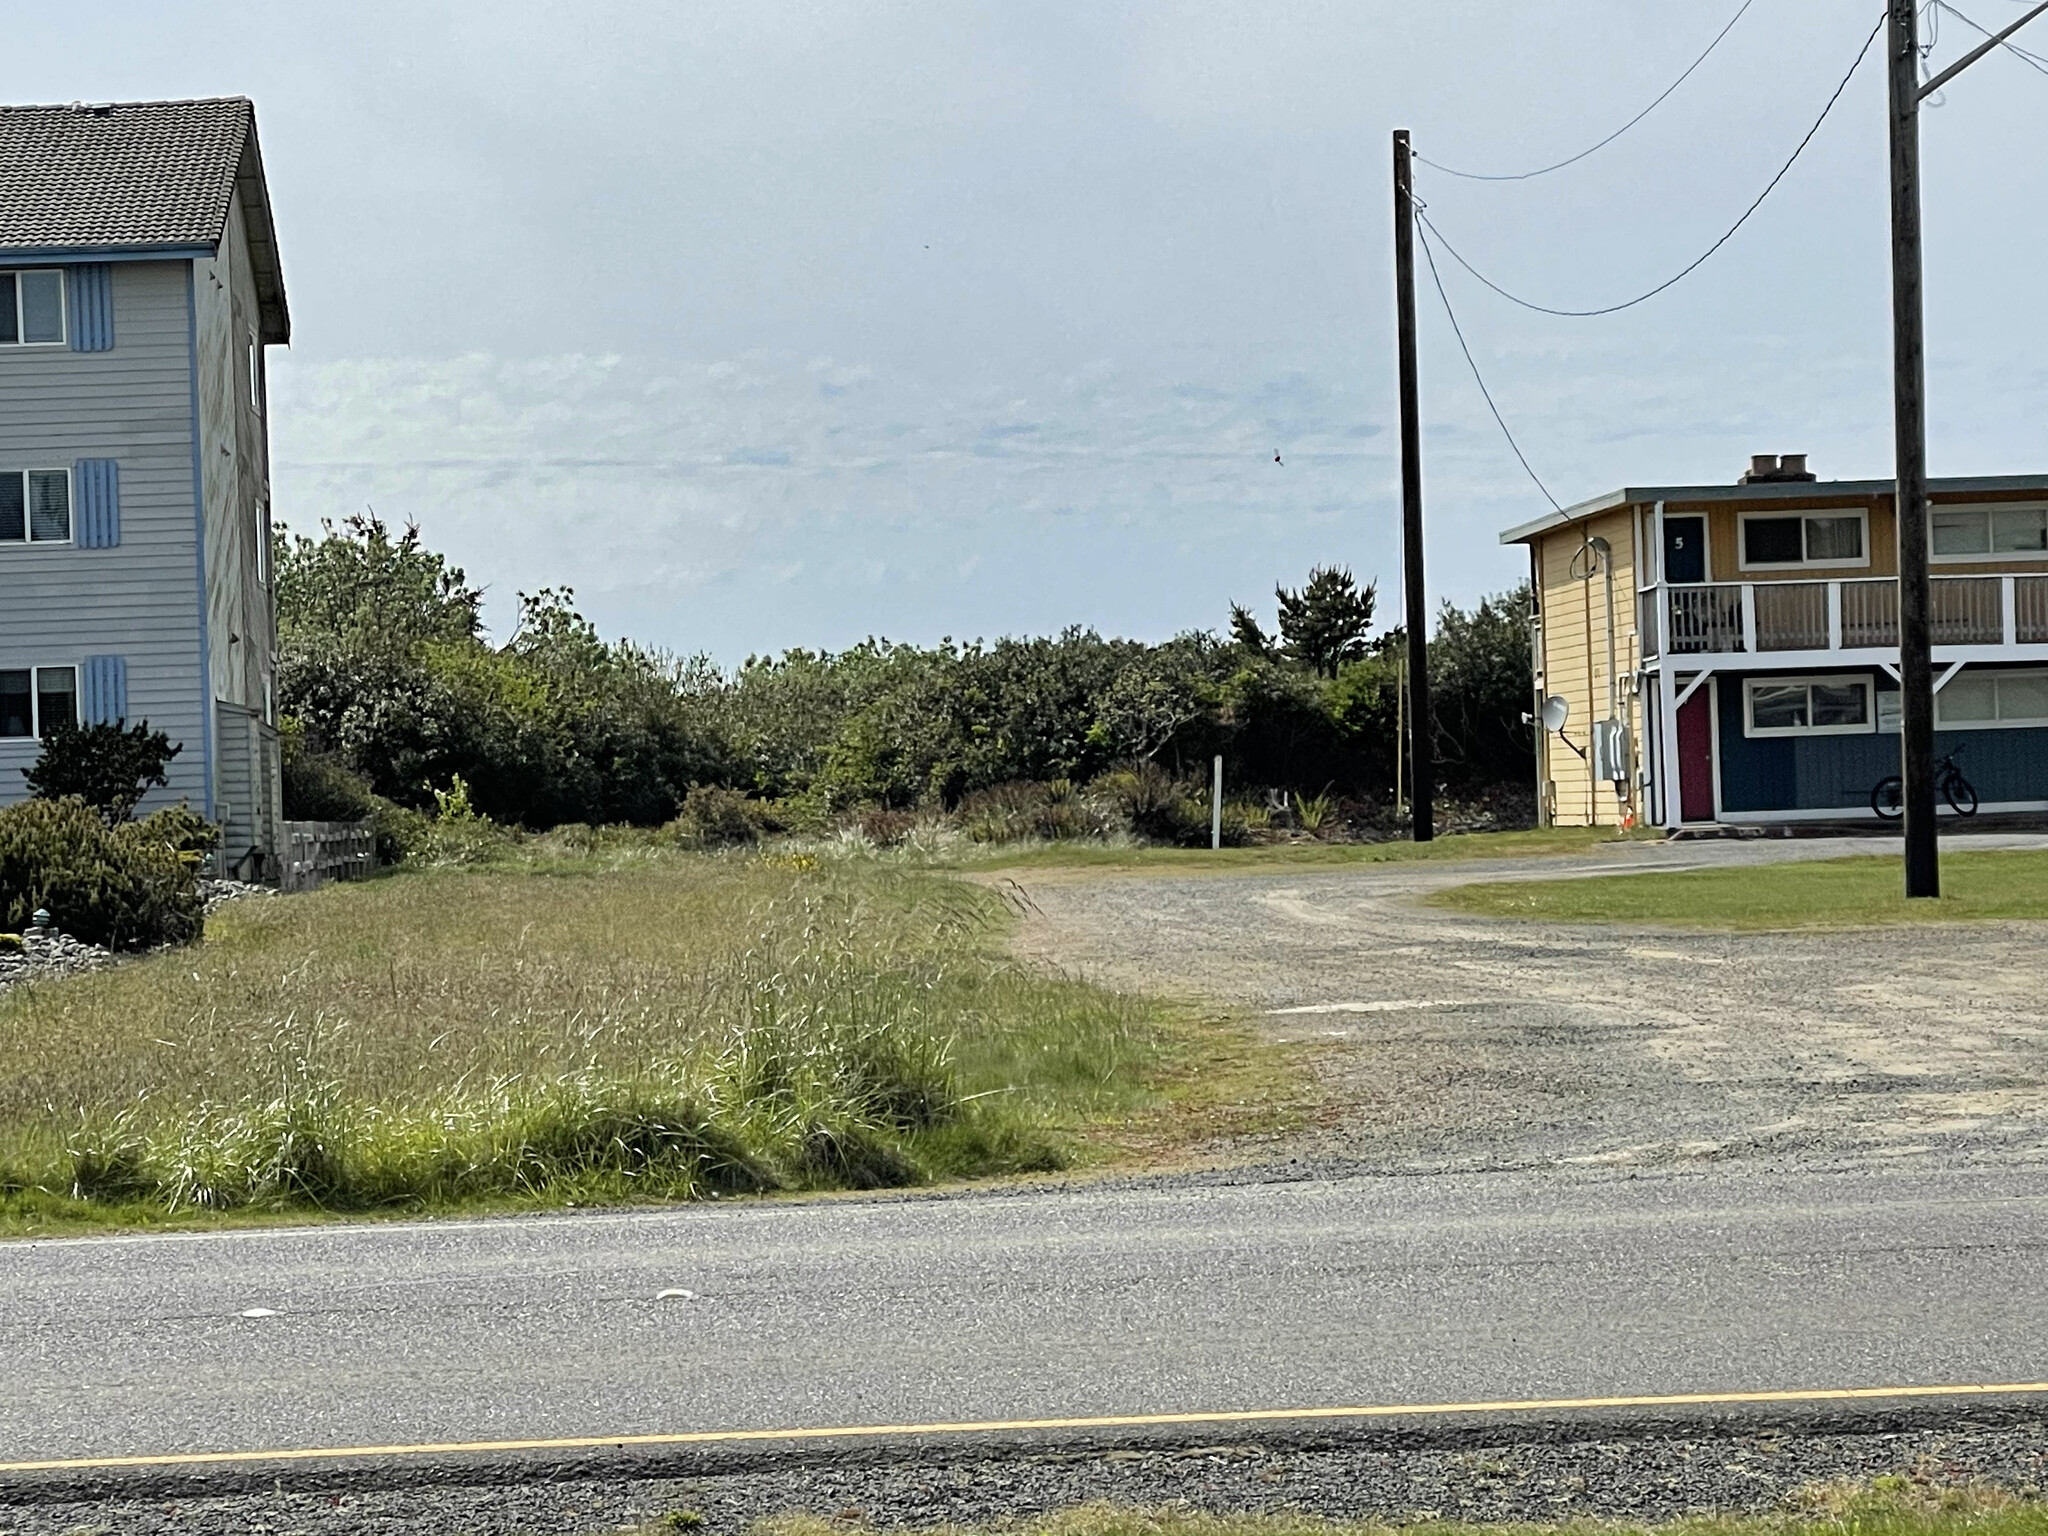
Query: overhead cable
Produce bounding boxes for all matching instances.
[1416,11,1886,319]
[1413,223,1562,513]
[1415,0,1757,182]
[1932,0,2048,77]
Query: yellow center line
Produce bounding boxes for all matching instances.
[5,1382,2047,1475]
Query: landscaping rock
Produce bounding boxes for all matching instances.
[0,928,115,995]
[199,878,275,916]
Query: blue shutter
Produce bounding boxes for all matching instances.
[74,459,119,547]
[81,657,128,726]
[67,264,114,351]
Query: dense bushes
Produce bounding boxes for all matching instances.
[0,798,205,949]
[277,516,1537,836]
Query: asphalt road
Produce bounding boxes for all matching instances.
[5,1162,2048,1474]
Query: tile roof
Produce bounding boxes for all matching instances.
[0,97,251,251]
[0,96,289,342]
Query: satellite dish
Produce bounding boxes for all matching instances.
[1540,694,1570,732]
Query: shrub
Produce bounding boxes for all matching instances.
[0,797,203,949]
[957,780,1110,844]
[134,804,219,857]
[22,719,182,824]
[662,785,760,849]
[280,718,379,822]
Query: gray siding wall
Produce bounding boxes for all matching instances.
[195,189,282,858]
[0,259,208,815]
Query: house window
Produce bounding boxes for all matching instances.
[1937,668,2048,728]
[0,469,72,543]
[1931,504,2048,560]
[248,329,263,415]
[0,665,78,738]
[0,270,66,346]
[1739,511,1867,569]
[1744,675,1874,737]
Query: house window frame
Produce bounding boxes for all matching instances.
[247,327,263,416]
[0,268,68,347]
[0,466,76,545]
[0,662,80,740]
[1928,502,2048,564]
[1736,508,1872,572]
[1743,673,1878,738]
[1934,667,2048,730]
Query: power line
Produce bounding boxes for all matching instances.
[1413,221,1561,513]
[1932,0,2048,76]
[1416,11,1886,319]
[1416,0,1758,182]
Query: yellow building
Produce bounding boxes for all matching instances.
[1500,455,2048,829]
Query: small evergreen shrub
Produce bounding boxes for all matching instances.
[0,796,204,949]
[22,719,181,824]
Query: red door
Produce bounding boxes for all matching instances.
[1676,687,1715,823]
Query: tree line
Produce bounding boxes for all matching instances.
[279,515,1536,829]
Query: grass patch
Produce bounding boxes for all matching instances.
[623,1484,2047,1536]
[1430,848,2048,930]
[958,825,1660,876]
[0,847,1252,1234]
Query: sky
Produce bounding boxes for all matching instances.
[17,2,2048,660]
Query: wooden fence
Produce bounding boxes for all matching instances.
[280,820,378,894]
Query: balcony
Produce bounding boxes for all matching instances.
[1639,574,2048,660]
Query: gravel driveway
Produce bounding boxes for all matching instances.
[1004,834,2048,1177]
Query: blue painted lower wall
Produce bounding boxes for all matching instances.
[1715,670,2048,813]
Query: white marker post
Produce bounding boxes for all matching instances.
[1211,755,1223,850]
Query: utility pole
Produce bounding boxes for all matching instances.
[1888,0,1938,898]
[1888,0,2048,898]
[1393,129,1433,843]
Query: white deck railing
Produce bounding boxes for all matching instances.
[1640,574,2048,659]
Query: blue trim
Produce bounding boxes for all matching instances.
[73,458,120,546]
[67,264,114,351]
[81,656,128,725]
[0,243,215,264]
[185,262,214,820]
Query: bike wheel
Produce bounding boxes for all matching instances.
[1872,777,1904,819]
[1944,771,1979,817]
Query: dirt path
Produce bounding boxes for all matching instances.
[1003,835,2048,1176]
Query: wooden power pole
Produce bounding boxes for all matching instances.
[1393,129,1433,843]
[1887,0,2048,897]
[1888,0,1939,899]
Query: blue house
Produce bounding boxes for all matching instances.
[0,97,288,873]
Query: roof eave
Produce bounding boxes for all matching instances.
[231,113,289,345]
[0,241,216,262]
[1498,473,2048,544]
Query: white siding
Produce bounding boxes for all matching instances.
[0,259,209,815]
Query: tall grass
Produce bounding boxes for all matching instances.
[0,850,1165,1222]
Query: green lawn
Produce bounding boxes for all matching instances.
[959,825,1660,875]
[1431,848,2048,929]
[0,848,1283,1234]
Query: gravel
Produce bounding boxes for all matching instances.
[1001,834,2048,1178]
[4,1415,2045,1534]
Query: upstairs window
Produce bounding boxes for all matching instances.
[0,469,72,543]
[0,270,66,345]
[1739,511,1867,569]
[0,665,77,738]
[1931,504,2048,559]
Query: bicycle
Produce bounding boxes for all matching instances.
[1872,749,1977,819]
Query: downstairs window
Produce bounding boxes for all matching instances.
[1744,675,1874,737]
